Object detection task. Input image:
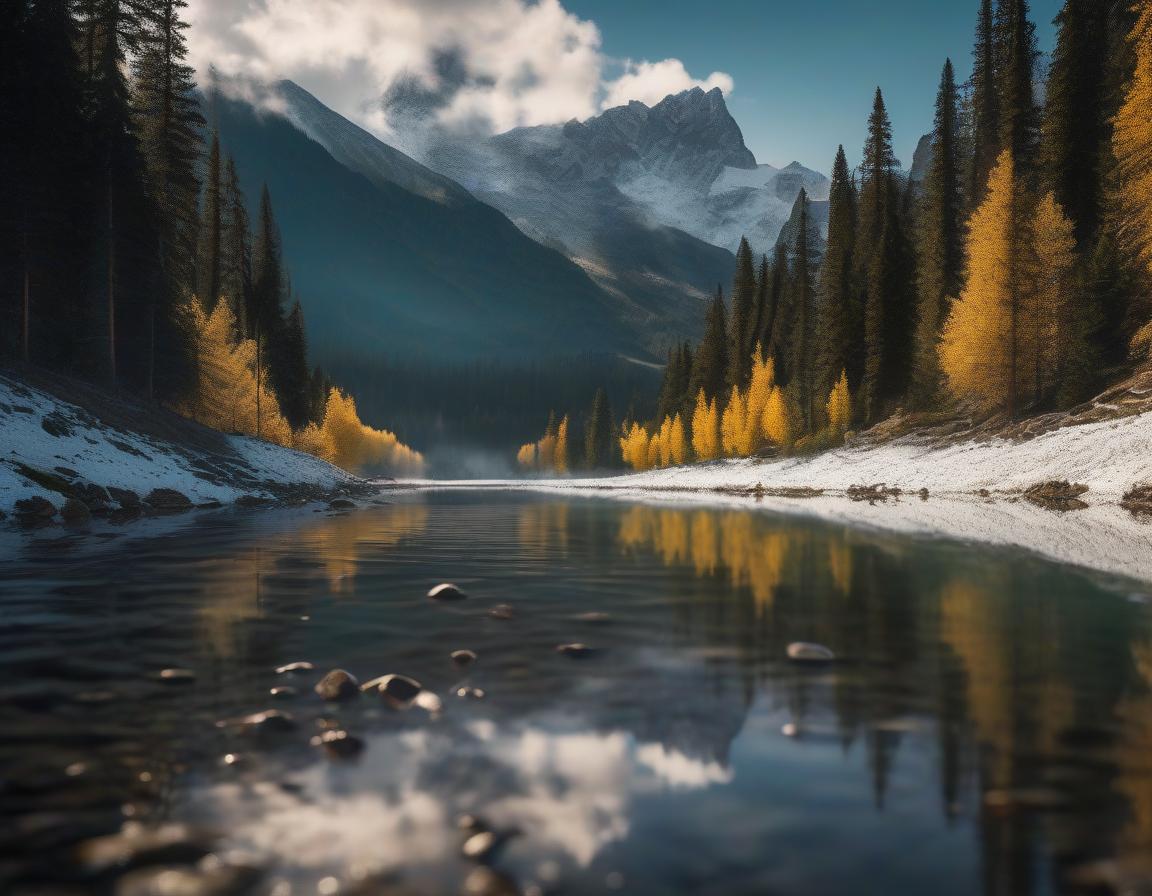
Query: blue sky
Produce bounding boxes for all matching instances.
[568,0,1062,171]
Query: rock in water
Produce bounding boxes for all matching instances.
[556,643,595,659]
[451,649,478,666]
[311,729,365,760]
[361,673,423,707]
[155,668,196,684]
[275,661,315,675]
[786,642,836,663]
[488,604,515,620]
[314,668,360,701]
[238,709,296,734]
[328,498,356,509]
[428,583,467,601]
[462,867,521,896]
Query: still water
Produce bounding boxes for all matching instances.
[3,492,1152,895]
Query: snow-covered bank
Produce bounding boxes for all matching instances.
[0,373,358,518]
[416,409,1152,583]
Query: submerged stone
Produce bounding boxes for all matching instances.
[556,643,595,659]
[76,822,212,874]
[786,642,836,663]
[362,674,423,707]
[238,709,296,734]
[488,604,516,620]
[155,668,196,684]
[311,729,365,760]
[428,583,467,601]
[314,669,360,702]
[274,661,315,675]
[452,649,479,666]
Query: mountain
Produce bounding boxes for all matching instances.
[417,87,828,257]
[215,84,647,366]
[267,81,733,355]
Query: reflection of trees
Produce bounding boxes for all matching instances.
[611,503,1151,895]
[198,505,429,657]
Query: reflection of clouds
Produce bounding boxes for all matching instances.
[636,743,733,789]
[200,719,732,882]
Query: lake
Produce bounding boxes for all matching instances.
[3,491,1152,896]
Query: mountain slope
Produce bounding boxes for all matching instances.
[216,90,643,364]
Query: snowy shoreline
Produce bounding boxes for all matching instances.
[0,373,359,519]
[413,409,1152,584]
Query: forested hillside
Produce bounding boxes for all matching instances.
[0,0,422,475]
[522,0,1152,475]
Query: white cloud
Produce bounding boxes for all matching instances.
[603,59,734,109]
[185,0,734,139]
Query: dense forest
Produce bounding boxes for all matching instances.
[523,0,1152,475]
[0,0,423,475]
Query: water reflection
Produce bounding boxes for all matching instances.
[3,496,1152,895]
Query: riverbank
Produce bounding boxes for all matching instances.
[417,406,1152,583]
[0,370,363,521]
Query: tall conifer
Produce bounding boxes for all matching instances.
[689,287,729,404]
[727,237,757,389]
[818,145,858,396]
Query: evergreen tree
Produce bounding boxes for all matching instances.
[251,185,288,406]
[749,254,771,355]
[1041,0,1110,246]
[197,130,223,308]
[279,298,311,429]
[789,190,819,431]
[727,237,757,389]
[970,0,1002,202]
[995,0,1040,175]
[858,89,899,259]
[1113,2,1152,284]
[818,145,858,396]
[221,155,252,333]
[584,387,615,469]
[912,60,965,405]
[689,287,729,403]
[763,243,790,364]
[0,0,25,361]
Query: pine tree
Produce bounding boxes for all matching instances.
[0,0,25,361]
[763,243,790,366]
[858,89,899,259]
[912,60,965,405]
[279,299,311,429]
[995,0,1040,175]
[818,146,858,396]
[689,287,729,403]
[221,155,252,333]
[789,189,819,431]
[970,0,1002,202]
[251,185,288,408]
[197,130,223,308]
[554,416,570,475]
[584,387,615,469]
[727,237,757,389]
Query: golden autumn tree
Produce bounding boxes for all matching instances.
[691,389,722,462]
[319,388,424,476]
[517,443,539,471]
[743,354,775,451]
[826,370,852,436]
[669,414,689,466]
[554,416,570,475]
[762,386,793,450]
[621,423,652,471]
[1113,4,1152,281]
[939,150,1023,417]
[720,385,747,457]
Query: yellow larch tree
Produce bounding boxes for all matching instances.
[762,386,793,450]
[720,385,746,457]
[939,150,1022,416]
[645,431,661,470]
[319,388,424,476]
[690,389,718,461]
[826,370,852,436]
[1023,193,1080,406]
[620,423,652,471]
[554,416,570,475]
[742,353,775,453]
[1113,3,1152,281]
[669,414,688,466]
[517,442,539,471]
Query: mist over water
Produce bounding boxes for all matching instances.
[3,493,1152,895]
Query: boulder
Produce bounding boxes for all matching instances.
[314,669,360,702]
[144,489,193,512]
[14,495,56,521]
[108,487,142,509]
[361,673,423,708]
[328,498,356,509]
[75,482,113,513]
[60,498,92,525]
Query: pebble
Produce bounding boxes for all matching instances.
[155,668,196,684]
[462,830,500,862]
[311,729,365,760]
[488,604,516,620]
[786,642,836,663]
[451,649,478,666]
[556,643,595,659]
[238,710,296,734]
[275,661,315,675]
[269,686,297,699]
[361,674,422,707]
[314,669,360,702]
[575,611,612,624]
[456,686,486,700]
[428,583,467,601]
